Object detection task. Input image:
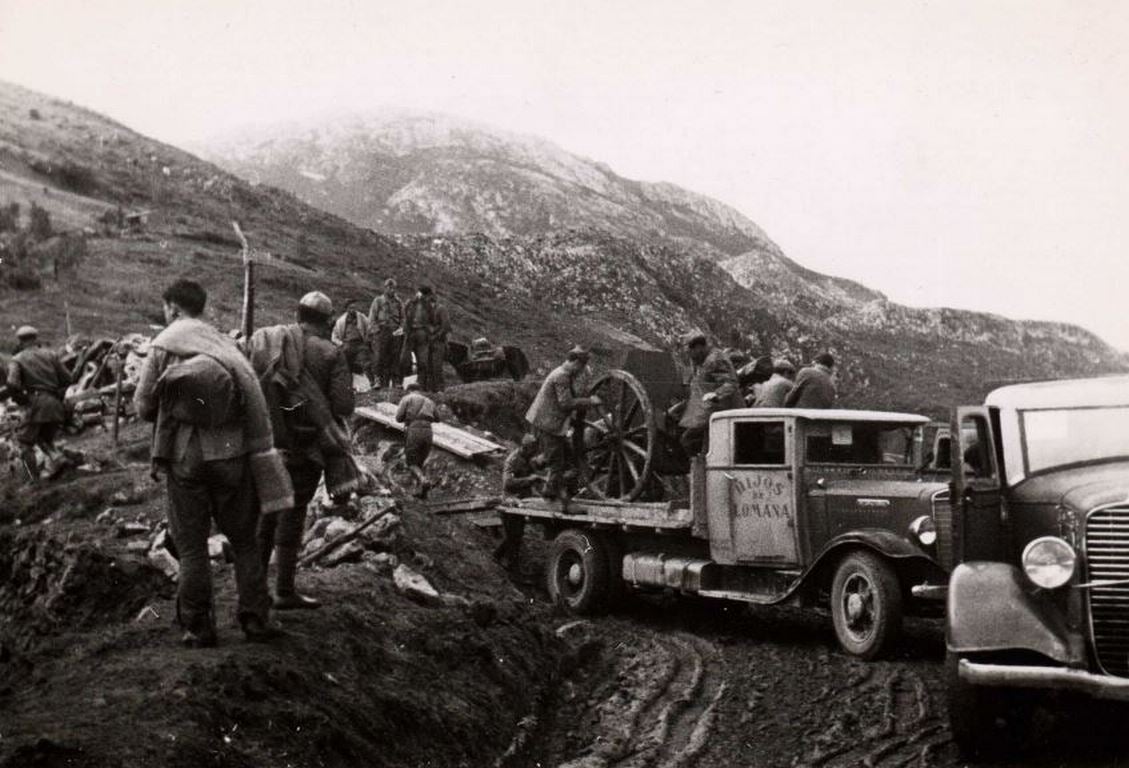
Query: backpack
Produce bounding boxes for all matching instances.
[257,340,318,450]
[159,354,240,428]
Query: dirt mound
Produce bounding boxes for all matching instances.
[0,526,171,652]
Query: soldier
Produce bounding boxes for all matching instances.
[331,300,374,386]
[525,346,601,508]
[6,325,71,482]
[427,289,451,392]
[395,381,438,497]
[678,331,740,456]
[401,285,435,391]
[753,358,797,407]
[134,280,287,647]
[368,277,403,389]
[248,291,355,610]
[494,433,544,571]
[785,352,837,409]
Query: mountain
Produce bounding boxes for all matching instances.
[0,82,1124,416]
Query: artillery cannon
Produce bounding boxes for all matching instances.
[577,348,772,502]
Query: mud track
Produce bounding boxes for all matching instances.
[516,596,1129,768]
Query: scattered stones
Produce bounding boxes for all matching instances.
[362,551,399,574]
[393,563,440,604]
[147,547,179,580]
[125,540,150,554]
[359,513,401,550]
[115,521,150,538]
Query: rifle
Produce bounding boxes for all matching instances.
[233,221,253,339]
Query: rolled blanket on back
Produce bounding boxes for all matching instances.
[150,317,295,514]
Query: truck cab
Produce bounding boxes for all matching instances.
[944,375,1129,757]
[501,407,951,658]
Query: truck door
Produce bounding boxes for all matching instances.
[706,418,799,565]
[951,406,1004,563]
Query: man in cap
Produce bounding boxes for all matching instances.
[678,331,740,456]
[525,346,601,507]
[426,288,452,392]
[395,380,438,497]
[6,325,71,481]
[368,278,403,389]
[785,352,837,409]
[401,285,436,391]
[248,291,355,610]
[134,279,284,646]
[494,433,545,571]
[331,300,374,386]
[753,358,797,407]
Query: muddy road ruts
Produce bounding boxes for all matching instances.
[520,597,1129,768]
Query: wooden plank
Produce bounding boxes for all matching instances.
[469,515,502,529]
[354,403,505,459]
[498,497,693,530]
[426,496,501,515]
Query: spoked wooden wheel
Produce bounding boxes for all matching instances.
[580,370,657,501]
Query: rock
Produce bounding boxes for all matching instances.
[302,537,326,559]
[148,548,180,580]
[359,513,401,550]
[307,516,335,542]
[125,540,150,554]
[207,534,232,562]
[95,508,116,525]
[440,593,471,608]
[323,540,364,567]
[323,517,354,542]
[362,551,398,574]
[115,521,150,538]
[411,552,435,569]
[110,489,143,506]
[393,563,440,604]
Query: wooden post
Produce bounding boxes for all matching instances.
[63,297,73,338]
[233,221,253,339]
[111,346,125,448]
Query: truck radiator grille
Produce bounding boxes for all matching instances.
[932,489,952,570]
[1086,505,1129,677]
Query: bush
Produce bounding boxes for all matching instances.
[28,203,51,240]
[4,266,42,290]
[54,161,98,194]
[28,108,41,120]
[0,203,18,233]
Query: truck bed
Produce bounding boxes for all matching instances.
[497,496,693,530]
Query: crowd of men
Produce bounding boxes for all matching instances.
[332,279,451,393]
[5,283,835,642]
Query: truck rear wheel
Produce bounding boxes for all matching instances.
[830,551,902,659]
[547,529,611,615]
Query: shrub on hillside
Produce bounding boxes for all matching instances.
[28,203,52,240]
[0,203,18,233]
[54,161,98,195]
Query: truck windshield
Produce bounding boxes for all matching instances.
[1022,406,1129,474]
[806,423,919,465]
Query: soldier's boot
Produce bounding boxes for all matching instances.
[272,545,320,610]
[177,598,217,648]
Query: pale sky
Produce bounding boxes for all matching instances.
[3,0,1127,349]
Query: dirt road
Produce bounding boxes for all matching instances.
[519,596,1129,768]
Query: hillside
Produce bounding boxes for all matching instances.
[0,81,1125,415]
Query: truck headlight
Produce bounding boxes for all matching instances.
[1022,536,1076,589]
[909,515,937,546]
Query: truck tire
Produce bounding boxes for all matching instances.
[547,529,611,615]
[946,651,1025,759]
[830,550,902,659]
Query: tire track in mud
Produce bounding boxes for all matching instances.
[792,663,950,768]
[547,625,728,768]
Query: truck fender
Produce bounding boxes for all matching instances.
[798,529,943,593]
[946,562,1078,664]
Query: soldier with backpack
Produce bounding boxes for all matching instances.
[134,280,292,647]
[248,291,356,609]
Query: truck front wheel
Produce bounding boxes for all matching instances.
[547,529,611,615]
[830,551,902,659]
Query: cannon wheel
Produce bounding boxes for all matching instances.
[581,370,657,501]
